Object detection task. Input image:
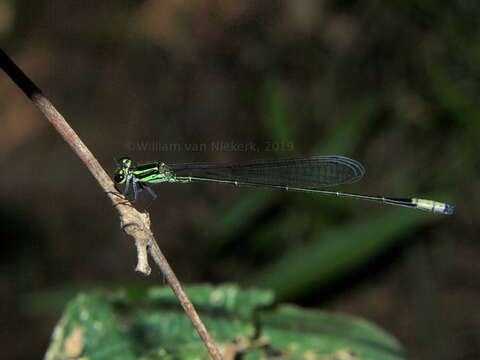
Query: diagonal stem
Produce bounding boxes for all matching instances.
[0,48,223,360]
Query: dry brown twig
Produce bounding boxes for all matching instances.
[0,48,223,360]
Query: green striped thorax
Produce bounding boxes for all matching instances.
[113,157,177,185]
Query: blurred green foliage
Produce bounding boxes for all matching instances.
[1,1,477,359]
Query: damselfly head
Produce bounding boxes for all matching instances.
[118,157,132,169]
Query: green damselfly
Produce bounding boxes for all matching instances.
[113,156,454,215]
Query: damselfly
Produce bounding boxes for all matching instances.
[113,156,454,215]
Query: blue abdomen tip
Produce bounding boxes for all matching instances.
[444,204,455,215]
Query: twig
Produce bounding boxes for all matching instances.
[0,48,223,360]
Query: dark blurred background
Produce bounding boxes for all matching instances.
[0,1,478,359]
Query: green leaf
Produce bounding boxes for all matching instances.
[45,285,404,360]
[45,293,136,360]
[146,284,275,318]
[260,305,405,359]
[45,285,274,359]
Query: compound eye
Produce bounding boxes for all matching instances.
[114,172,126,184]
